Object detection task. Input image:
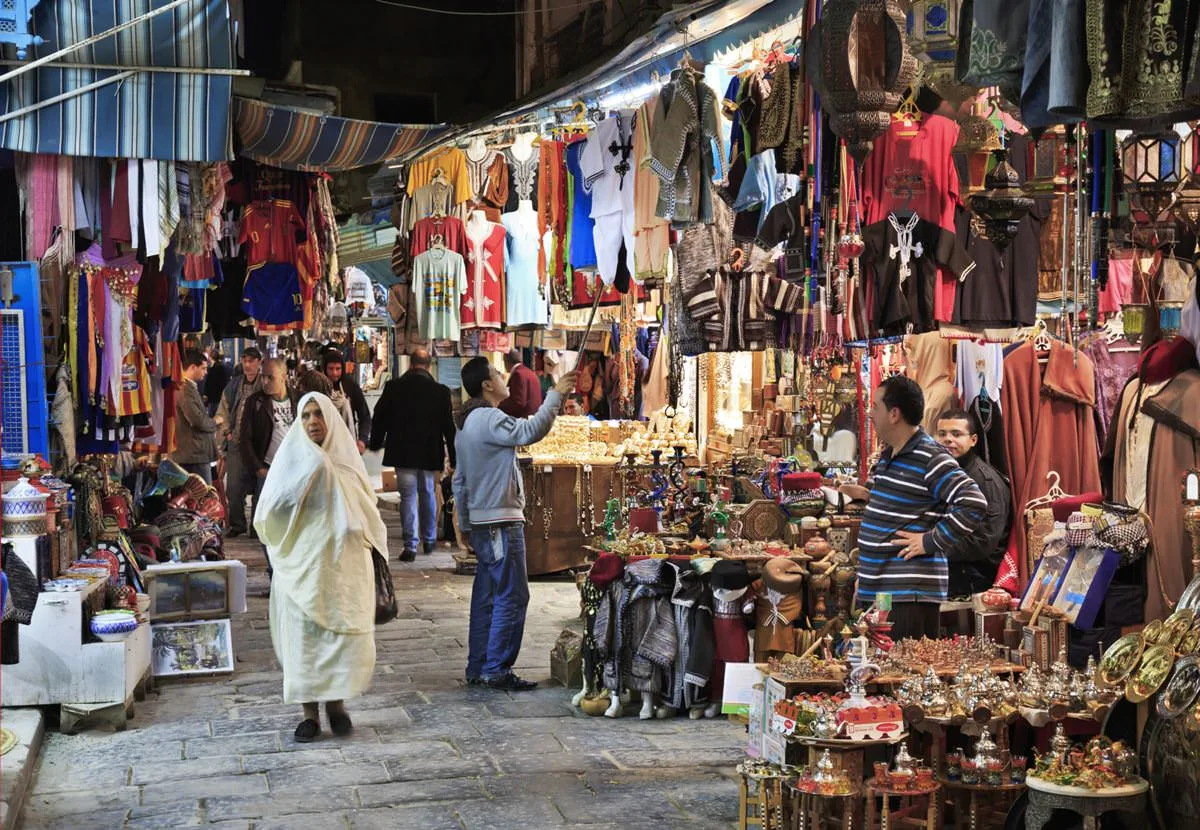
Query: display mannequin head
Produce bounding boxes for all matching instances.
[871,375,923,450]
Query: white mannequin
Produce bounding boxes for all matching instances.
[811,426,857,465]
[514,198,536,220]
[466,209,492,238]
[510,132,537,162]
[466,135,489,161]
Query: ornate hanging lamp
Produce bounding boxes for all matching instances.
[907,0,975,106]
[966,148,1034,248]
[1122,130,1183,225]
[819,0,918,163]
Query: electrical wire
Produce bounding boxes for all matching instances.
[374,0,598,15]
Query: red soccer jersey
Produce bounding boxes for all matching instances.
[238,199,307,266]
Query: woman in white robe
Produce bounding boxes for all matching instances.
[254,392,386,742]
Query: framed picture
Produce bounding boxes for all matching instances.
[151,619,235,677]
[148,567,230,620]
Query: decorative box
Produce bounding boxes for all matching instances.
[2,477,49,519]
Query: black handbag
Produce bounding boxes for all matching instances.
[372,548,398,625]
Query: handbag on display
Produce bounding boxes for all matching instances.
[373,548,398,625]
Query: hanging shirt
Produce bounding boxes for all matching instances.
[408,180,456,230]
[117,324,155,417]
[344,266,373,305]
[684,267,804,352]
[861,213,975,335]
[410,215,468,261]
[860,115,962,322]
[412,247,468,340]
[465,144,502,202]
[565,140,597,269]
[265,398,294,465]
[580,111,637,219]
[239,200,306,266]
[955,341,1005,407]
[461,220,506,330]
[502,210,549,328]
[504,143,540,212]
[406,146,472,204]
[242,262,304,326]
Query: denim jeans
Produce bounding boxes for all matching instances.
[253,475,271,576]
[181,462,212,484]
[395,468,438,552]
[466,524,530,680]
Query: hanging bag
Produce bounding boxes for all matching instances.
[372,548,398,624]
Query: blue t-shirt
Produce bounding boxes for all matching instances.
[241,262,303,325]
[566,141,597,269]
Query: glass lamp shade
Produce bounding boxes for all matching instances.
[1183,121,1200,183]
[967,148,1034,248]
[1121,303,1149,344]
[907,0,960,61]
[1160,302,1184,338]
[1026,127,1071,193]
[820,0,918,162]
[1175,187,1200,231]
[1123,130,1183,223]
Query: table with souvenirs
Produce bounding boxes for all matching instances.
[1,455,237,731]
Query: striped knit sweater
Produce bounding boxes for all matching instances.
[857,429,988,604]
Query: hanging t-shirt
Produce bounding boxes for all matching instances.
[406,146,472,205]
[411,215,468,261]
[242,262,304,326]
[239,200,306,267]
[408,180,456,230]
[412,247,468,340]
[580,111,637,219]
[757,194,807,282]
[502,210,549,328]
[344,266,373,305]
[117,324,155,417]
[265,398,294,464]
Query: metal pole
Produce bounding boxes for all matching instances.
[0,0,196,85]
[0,59,250,76]
[0,70,133,124]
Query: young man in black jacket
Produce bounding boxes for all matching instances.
[241,358,297,577]
[368,348,457,561]
[323,349,372,453]
[935,408,1011,598]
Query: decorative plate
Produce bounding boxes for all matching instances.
[1157,656,1200,719]
[1180,628,1200,657]
[1179,575,1200,613]
[1161,609,1196,650]
[1143,619,1166,646]
[1127,645,1175,703]
[1098,633,1146,686]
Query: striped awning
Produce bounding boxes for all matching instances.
[0,0,234,163]
[234,96,450,172]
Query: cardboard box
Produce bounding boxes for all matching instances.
[380,469,397,492]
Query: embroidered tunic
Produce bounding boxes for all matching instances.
[645,68,723,227]
[503,144,540,212]
[461,220,506,330]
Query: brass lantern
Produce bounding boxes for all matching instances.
[908,0,975,106]
[1121,130,1183,224]
[967,148,1035,249]
[819,0,918,162]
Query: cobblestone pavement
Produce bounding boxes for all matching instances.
[22,516,744,829]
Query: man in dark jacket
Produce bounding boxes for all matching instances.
[369,348,456,561]
[323,349,372,452]
[499,348,542,418]
[216,347,263,536]
[935,408,1011,598]
[240,358,296,578]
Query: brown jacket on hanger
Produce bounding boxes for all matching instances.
[905,331,958,429]
[1002,340,1102,588]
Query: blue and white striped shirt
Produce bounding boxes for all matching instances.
[857,430,988,604]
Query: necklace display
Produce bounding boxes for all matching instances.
[574,464,597,535]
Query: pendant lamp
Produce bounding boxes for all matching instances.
[966,148,1034,249]
[820,0,918,163]
[1122,130,1182,224]
[1120,303,1149,344]
[907,0,975,106]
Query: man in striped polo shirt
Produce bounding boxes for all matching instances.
[840,376,987,641]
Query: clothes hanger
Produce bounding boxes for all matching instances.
[430,233,445,250]
[892,87,922,138]
[1025,470,1069,512]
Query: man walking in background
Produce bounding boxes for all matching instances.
[217,347,263,536]
[323,349,373,453]
[241,358,298,578]
[173,350,219,484]
[369,348,457,562]
[499,348,542,418]
[454,357,576,690]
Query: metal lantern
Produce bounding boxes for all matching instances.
[1160,302,1184,338]
[1026,127,1073,193]
[967,148,1035,249]
[820,0,918,162]
[955,104,1002,192]
[908,1,975,106]
[1176,187,1200,231]
[1181,121,1200,183]
[1122,130,1183,224]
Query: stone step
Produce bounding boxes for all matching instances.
[0,707,45,830]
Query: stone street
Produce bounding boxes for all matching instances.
[21,518,745,829]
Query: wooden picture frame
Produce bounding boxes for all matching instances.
[151,619,235,677]
[147,567,231,621]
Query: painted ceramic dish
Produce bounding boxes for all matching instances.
[1142,619,1166,645]
[1156,656,1200,719]
[1179,628,1200,656]
[1098,633,1146,686]
[1126,645,1175,703]
[90,609,138,642]
[1161,609,1196,650]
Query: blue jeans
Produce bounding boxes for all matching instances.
[181,462,212,484]
[396,468,438,551]
[466,524,530,680]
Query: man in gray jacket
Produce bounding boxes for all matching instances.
[453,356,576,691]
[171,350,219,483]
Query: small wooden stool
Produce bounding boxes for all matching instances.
[864,782,942,830]
[787,784,859,830]
[939,779,1024,830]
[739,769,789,830]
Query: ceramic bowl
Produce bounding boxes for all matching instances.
[2,477,49,518]
[90,610,138,642]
